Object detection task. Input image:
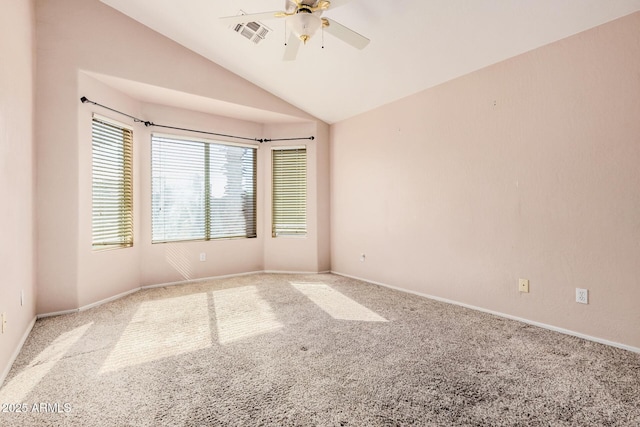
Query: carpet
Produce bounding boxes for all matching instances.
[1,273,639,426]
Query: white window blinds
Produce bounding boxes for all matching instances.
[92,115,133,249]
[152,134,256,243]
[272,147,307,237]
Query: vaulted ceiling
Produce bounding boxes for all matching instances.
[99,0,640,124]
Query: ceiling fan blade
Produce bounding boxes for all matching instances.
[219,11,284,26]
[283,32,302,61]
[323,18,369,49]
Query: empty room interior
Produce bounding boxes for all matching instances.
[1,0,639,425]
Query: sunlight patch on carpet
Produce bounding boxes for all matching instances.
[100,293,211,374]
[0,322,93,402]
[291,283,388,322]
[212,286,283,344]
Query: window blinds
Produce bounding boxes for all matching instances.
[92,116,133,249]
[272,147,307,237]
[151,134,256,243]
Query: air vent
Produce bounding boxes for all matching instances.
[232,13,271,45]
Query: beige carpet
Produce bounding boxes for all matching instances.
[1,273,639,426]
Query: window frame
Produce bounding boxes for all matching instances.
[91,114,134,251]
[271,145,307,238]
[151,132,258,244]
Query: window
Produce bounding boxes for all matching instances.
[92,115,133,249]
[272,146,307,237]
[151,134,256,243]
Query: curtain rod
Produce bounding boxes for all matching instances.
[80,97,315,144]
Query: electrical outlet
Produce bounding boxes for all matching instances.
[518,279,529,293]
[199,253,206,262]
[576,288,588,304]
[359,253,366,262]
[1,313,6,334]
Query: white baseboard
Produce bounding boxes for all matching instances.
[141,270,264,290]
[332,271,640,354]
[263,270,328,275]
[80,287,141,312]
[37,309,79,319]
[0,316,36,389]
[38,270,323,319]
[144,270,327,289]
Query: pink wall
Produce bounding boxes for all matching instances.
[262,122,330,273]
[136,102,266,287]
[36,0,329,314]
[0,0,37,384]
[76,73,143,307]
[330,12,640,349]
[316,123,332,272]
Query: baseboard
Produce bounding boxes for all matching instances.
[0,316,36,389]
[143,270,326,289]
[37,270,317,318]
[80,287,141,312]
[141,270,265,290]
[263,270,329,275]
[332,271,640,354]
[37,308,79,319]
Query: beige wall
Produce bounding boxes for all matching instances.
[330,12,640,349]
[136,102,266,287]
[76,73,143,307]
[36,0,329,314]
[4,1,634,390]
[262,122,331,273]
[77,74,324,298]
[0,0,37,384]
[316,122,332,272]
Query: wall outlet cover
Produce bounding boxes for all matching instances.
[576,288,588,304]
[518,279,529,293]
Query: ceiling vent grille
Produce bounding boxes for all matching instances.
[232,14,271,44]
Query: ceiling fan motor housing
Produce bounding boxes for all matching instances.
[288,6,322,43]
[219,0,369,60]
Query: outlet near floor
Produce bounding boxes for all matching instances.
[518,279,529,293]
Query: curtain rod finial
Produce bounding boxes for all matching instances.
[80,96,88,103]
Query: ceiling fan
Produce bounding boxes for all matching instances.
[220,0,370,60]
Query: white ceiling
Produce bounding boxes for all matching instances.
[99,0,640,124]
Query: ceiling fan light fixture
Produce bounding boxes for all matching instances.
[287,11,321,44]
